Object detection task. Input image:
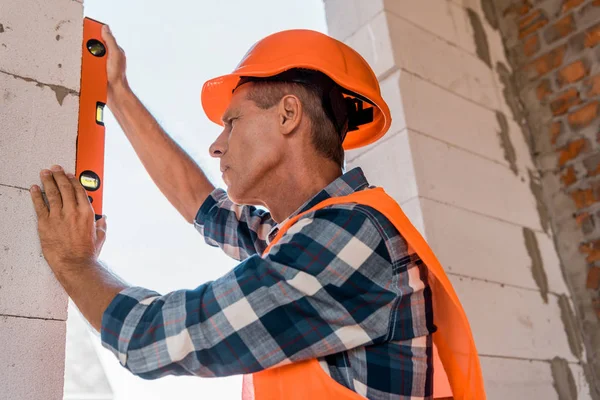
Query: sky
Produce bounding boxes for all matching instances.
[73,1,328,399]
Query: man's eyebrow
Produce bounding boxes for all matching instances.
[221,109,238,123]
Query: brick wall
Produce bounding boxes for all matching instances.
[0,0,83,398]
[492,0,600,395]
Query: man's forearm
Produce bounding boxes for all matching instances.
[108,84,215,222]
[55,260,128,332]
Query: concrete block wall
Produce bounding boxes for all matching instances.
[0,0,83,398]
[324,0,594,398]
[489,0,600,397]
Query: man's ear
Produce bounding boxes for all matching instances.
[278,94,302,135]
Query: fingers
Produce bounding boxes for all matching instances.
[96,216,107,233]
[51,166,77,210]
[30,185,49,219]
[96,215,107,245]
[37,166,87,213]
[68,173,91,209]
[40,168,63,211]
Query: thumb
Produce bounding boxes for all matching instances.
[101,25,118,49]
[96,215,107,240]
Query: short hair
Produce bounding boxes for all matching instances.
[245,80,345,168]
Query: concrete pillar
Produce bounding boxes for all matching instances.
[324,0,592,398]
[0,0,83,398]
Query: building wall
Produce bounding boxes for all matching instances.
[0,0,83,398]
[488,0,600,397]
[324,0,594,398]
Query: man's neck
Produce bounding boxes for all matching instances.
[262,164,343,223]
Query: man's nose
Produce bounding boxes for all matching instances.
[209,130,228,158]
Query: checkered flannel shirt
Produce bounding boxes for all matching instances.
[101,167,435,399]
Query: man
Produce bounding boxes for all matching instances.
[30,26,484,399]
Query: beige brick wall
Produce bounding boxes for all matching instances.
[324,0,593,398]
[0,0,83,398]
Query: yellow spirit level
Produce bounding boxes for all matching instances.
[76,18,107,220]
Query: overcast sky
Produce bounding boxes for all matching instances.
[77,1,328,399]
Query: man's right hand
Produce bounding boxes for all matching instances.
[95,24,215,223]
[101,25,129,106]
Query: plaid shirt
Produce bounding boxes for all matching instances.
[101,167,435,399]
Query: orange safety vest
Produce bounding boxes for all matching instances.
[242,187,486,399]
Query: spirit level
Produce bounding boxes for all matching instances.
[76,17,107,221]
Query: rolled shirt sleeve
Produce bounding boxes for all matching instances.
[194,188,277,261]
[101,206,401,379]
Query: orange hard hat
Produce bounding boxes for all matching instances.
[201,29,392,150]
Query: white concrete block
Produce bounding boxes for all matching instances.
[399,72,509,166]
[399,196,426,238]
[536,230,570,296]
[448,2,478,55]
[449,0,486,17]
[465,51,501,111]
[486,22,510,68]
[346,69,406,161]
[383,0,458,47]
[495,61,519,117]
[480,356,592,400]
[420,197,569,294]
[452,277,577,361]
[354,0,385,32]
[378,68,406,141]
[570,363,593,400]
[408,130,543,230]
[387,13,498,110]
[480,356,558,400]
[507,116,537,173]
[324,0,384,41]
[388,14,468,98]
[0,186,68,320]
[0,315,66,400]
[345,12,395,79]
[349,130,418,204]
[324,0,361,40]
[0,71,78,189]
[0,0,83,90]
[448,1,509,69]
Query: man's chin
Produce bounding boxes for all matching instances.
[226,185,245,205]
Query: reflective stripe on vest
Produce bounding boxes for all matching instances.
[242,187,486,400]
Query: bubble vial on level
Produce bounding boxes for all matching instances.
[86,39,106,57]
[96,102,105,125]
[79,171,101,191]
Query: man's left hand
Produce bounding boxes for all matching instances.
[30,165,107,274]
